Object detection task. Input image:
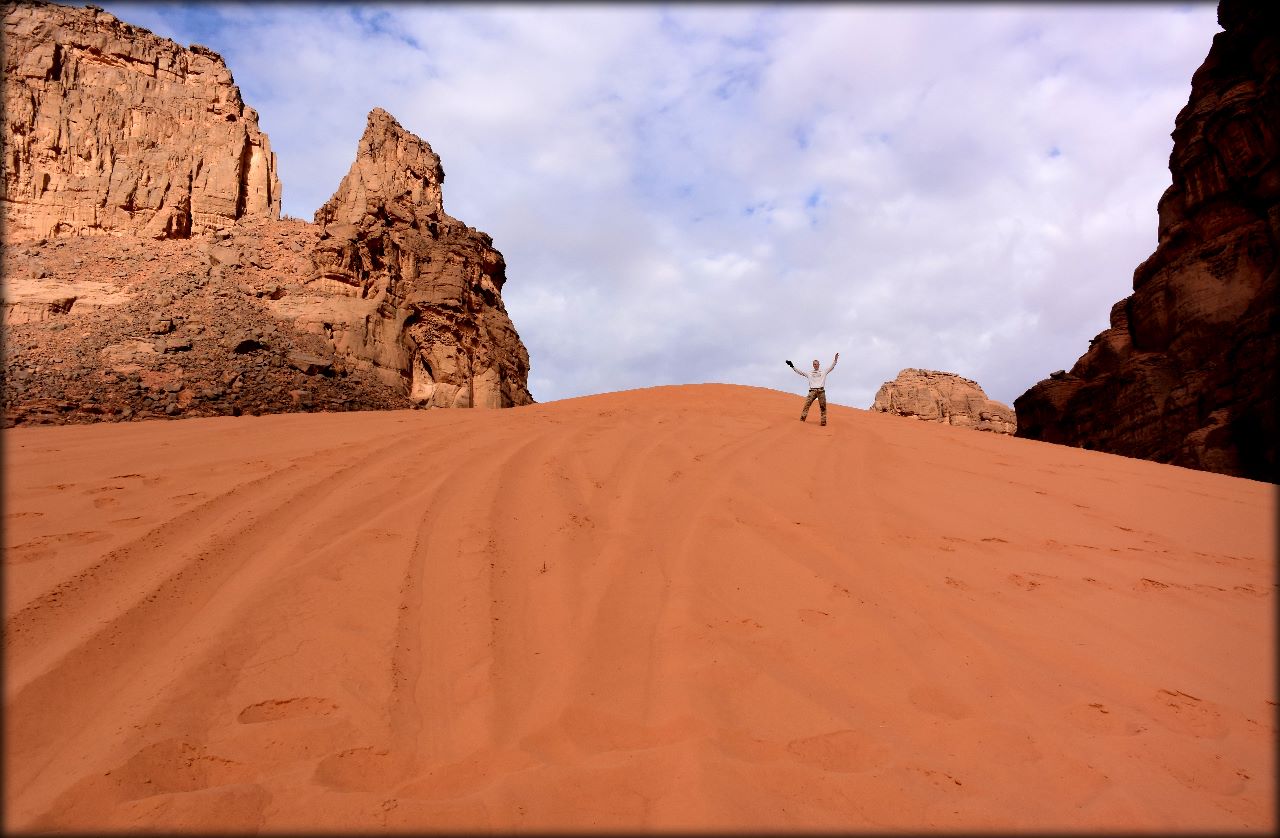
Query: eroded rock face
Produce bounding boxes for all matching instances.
[871,369,1016,434]
[1,219,408,426]
[304,108,532,409]
[1,0,280,240]
[1,5,533,424]
[1014,0,1279,482]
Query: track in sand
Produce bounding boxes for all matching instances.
[3,384,1274,831]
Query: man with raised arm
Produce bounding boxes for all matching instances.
[786,354,839,426]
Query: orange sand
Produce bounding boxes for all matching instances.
[3,384,1275,832]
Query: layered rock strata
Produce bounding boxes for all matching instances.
[1014,0,1279,482]
[304,108,532,409]
[871,369,1016,434]
[1,3,534,424]
[2,0,280,240]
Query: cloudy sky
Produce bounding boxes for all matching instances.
[103,1,1220,407]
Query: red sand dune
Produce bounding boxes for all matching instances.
[3,384,1275,832]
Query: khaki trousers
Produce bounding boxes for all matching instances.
[801,387,827,422]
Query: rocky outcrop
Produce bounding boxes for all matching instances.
[1,0,280,241]
[303,108,532,409]
[1,4,534,424]
[1,220,408,425]
[871,369,1016,434]
[1014,0,1278,482]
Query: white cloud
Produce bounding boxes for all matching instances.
[100,1,1222,408]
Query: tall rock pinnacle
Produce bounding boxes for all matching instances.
[309,108,533,409]
[315,107,445,230]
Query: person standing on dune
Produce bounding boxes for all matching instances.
[787,354,838,426]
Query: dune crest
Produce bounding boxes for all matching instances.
[4,384,1274,832]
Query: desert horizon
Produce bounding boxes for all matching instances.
[4,384,1275,831]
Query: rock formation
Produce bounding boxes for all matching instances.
[304,108,532,409]
[1,2,533,425]
[1,219,408,424]
[871,369,1016,434]
[2,1,280,240]
[1014,0,1278,482]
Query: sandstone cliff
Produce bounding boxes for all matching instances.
[1,2,533,424]
[1015,0,1279,482]
[871,369,1016,434]
[2,0,280,240]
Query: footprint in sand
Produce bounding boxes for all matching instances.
[4,511,44,520]
[969,720,1042,764]
[1008,573,1043,591]
[1134,577,1194,593]
[7,531,109,563]
[396,751,536,802]
[713,729,787,764]
[1149,689,1229,739]
[314,746,409,792]
[236,696,338,724]
[1163,752,1248,796]
[1049,756,1113,807]
[904,765,965,788]
[786,729,891,773]
[112,782,271,831]
[1063,701,1146,736]
[908,685,972,720]
[363,528,403,544]
[103,475,159,488]
[555,703,694,755]
[104,738,246,799]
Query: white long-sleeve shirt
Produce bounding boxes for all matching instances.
[792,359,837,389]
